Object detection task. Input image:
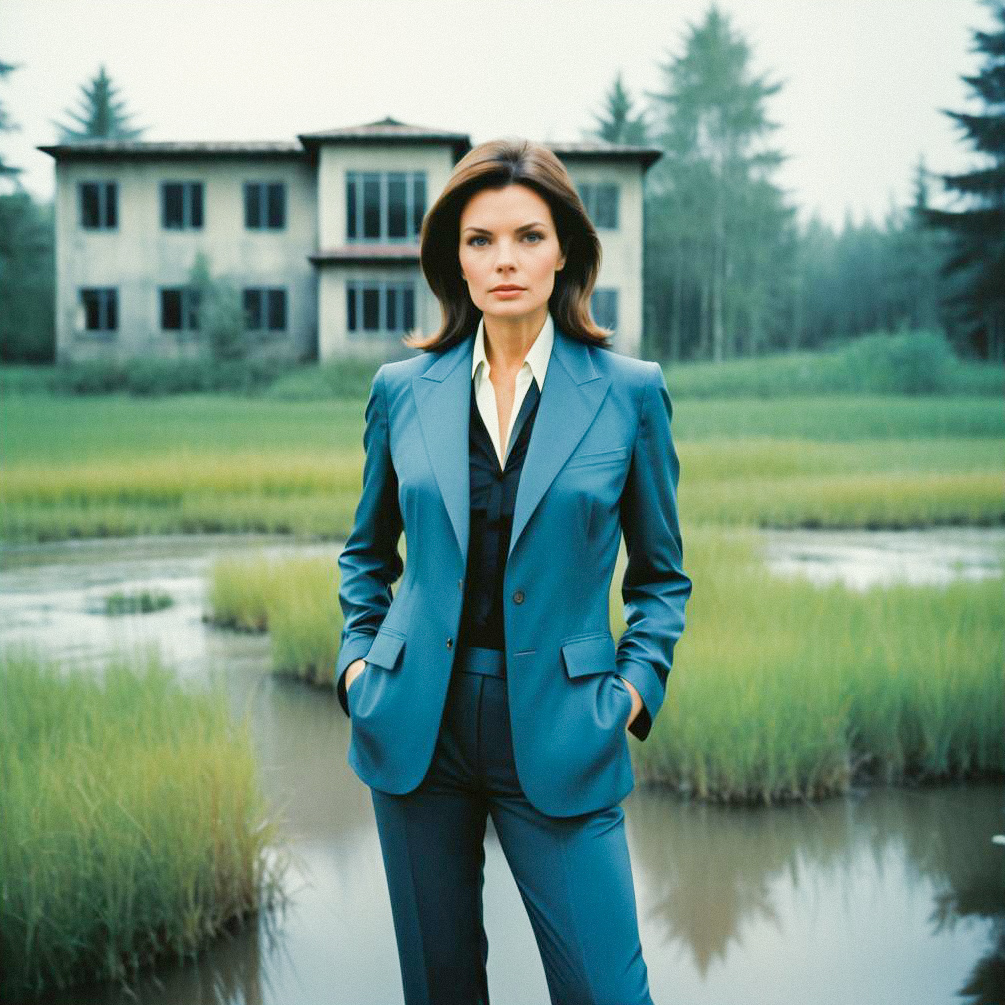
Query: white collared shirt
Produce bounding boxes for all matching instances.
[471,311,554,469]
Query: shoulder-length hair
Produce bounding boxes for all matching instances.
[405,137,612,353]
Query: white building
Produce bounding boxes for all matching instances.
[39,117,661,363]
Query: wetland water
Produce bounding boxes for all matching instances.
[2,529,1003,1005]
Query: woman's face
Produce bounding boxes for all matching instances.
[458,183,567,326]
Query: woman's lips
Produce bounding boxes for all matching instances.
[491,288,525,297]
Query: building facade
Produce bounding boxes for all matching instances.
[39,117,661,363]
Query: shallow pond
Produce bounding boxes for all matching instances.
[2,529,1003,1005]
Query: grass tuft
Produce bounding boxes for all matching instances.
[0,646,290,1000]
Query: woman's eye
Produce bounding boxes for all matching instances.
[466,233,544,246]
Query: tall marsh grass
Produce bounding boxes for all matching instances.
[206,553,344,685]
[2,410,1002,543]
[0,647,289,1001]
[642,527,1005,802]
[204,530,1004,804]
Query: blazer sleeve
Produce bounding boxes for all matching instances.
[615,361,692,741]
[334,365,404,716]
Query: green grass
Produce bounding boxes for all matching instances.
[643,526,1005,802]
[204,530,1005,804]
[671,396,1005,440]
[1,392,1002,466]
[659,330,1004,398]
[0,647,290,1001]
[1,394,1002,544]
[104,588,174,615]
[0,394,365,463]
[3,328,1000,400]
[206,553,341,685]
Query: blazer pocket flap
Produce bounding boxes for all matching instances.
[561,633,617,679]
[566,446,629,469]
[365,628,406,670]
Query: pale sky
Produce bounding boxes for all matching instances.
[3,0,995,229]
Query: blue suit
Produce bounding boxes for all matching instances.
[335,322,691,818]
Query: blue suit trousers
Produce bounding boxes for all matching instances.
[364,645,655,1005]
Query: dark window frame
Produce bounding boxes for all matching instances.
[79,181,118,229]
[161,181,205,230]
[579,181,619,230]
[244,181,286,230]
[346,278,416,335]
[79,287,118,332]
[346,170,426,242]
[590,287,619,332]
[242,286,288,332]
[159,285,202,331]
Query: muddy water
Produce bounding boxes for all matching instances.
[2,530,1002,1005]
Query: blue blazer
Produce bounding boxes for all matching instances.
[335,322,692,818]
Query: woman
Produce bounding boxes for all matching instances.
[335,137,691,1005]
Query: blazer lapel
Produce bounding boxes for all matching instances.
[410,322,610,567]
[412,335,473,563]
[508,326,609,560]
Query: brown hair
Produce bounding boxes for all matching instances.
[404,137,612,352]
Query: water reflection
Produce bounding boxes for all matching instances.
[2,532,1002,1005]
[628,783,1005,1004]
[761,526,1005,590]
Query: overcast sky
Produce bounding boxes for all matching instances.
[3,0,995,229]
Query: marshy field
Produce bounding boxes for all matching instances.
[1,333,1003,1003]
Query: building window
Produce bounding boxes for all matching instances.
[346,171,426,241]
[161,182,204,229]
[347,279,415,334]
[579,182,619,229]
[79,288,118,331]
[79,182,117,229]
[591,288,618,331]
[244,182,285,229]
[243,287,287,331]
[160,286,201,330]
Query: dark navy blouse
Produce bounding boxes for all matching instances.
[456,374,542,651]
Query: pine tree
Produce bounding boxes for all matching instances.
[51,64,147,142]
[588,71,649,145]
[892,155,949,332]
[644,2,792,361]
[0,57,55,361]
[922,1,1005,360]
[0,58,24,190]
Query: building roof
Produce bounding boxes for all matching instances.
[36,119,661,170]
[37,139,305,161]
[298,115,471,158]
[545,140,663,171]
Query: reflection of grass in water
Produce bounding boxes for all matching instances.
[0,646,290,1000]
[206,528,1004,804]
[104,588,174,615]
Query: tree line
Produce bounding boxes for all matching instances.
[1,2,1002,365]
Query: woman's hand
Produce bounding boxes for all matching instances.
[345,657,367,691]
[617,676,643,730]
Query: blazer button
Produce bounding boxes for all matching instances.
[446,637,453,648]
[512,590,525,604]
